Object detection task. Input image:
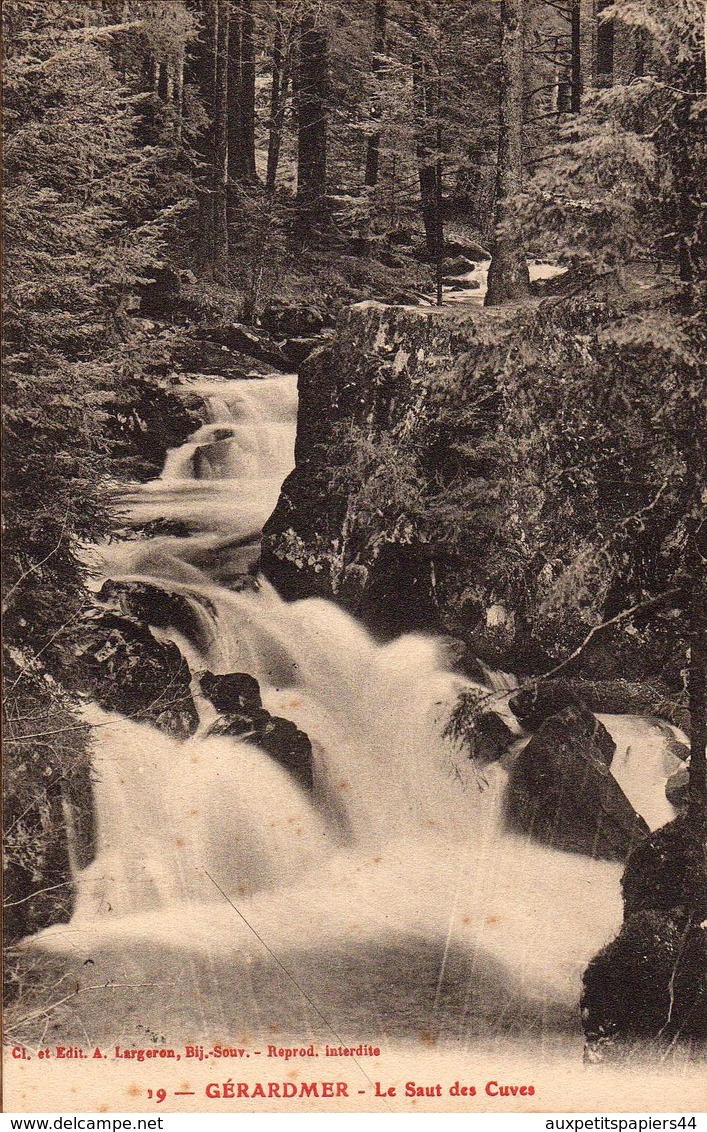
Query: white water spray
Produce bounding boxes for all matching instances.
[31,373,685,1044]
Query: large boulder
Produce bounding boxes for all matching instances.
[262,304,497,635]
[621,815,707,921]
[98,580,208,639]
[581,815,707,1056]
[56,613,198,739]
[283,336,326,366]
[109,380,203,482]
[201,323,289,369]
[200,671,313,790]
[504,703,650,860]
[200,671,262,715]
[260,301,328,338]
[445,237,490,260]
[441,255,476,276]
[174,337,275,379]
[509,680,586,730]
[581,909,707,1055]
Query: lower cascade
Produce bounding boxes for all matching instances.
[31,373,685,1045]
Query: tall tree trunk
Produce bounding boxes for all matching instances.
[364,0,387,188]
[174,44,185,143]
[412,52,443,261]
[186,0,218,269]
[295,9,329,236]
[688,543,707,838]
[485,0,530,306]
[570,0,582,112]
[267,0,291,191]
[157,60,169,102]
[595,0,614,85]
[228,0,257,184]
[680,49,707,838]
[213,0,230,281]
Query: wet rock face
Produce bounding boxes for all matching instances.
[200,671,261,715]
[621,815,707,921]
[581,815,707,1055]
[109,381,203,482]
[201,323,289,370]
[504,703,650,860]
[99,581,209,642]
[581,909,707,1052]
[56,614,198,739]
[509,681,586,731]
[199,671,313,790]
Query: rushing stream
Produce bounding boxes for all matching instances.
[30,373,685,1050]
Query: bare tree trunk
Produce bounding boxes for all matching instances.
[186,0,218,269]
[485,0,530,306]
[213,0,230,282]
[174,44,185,143]
[295,9,329,236]
[682,52,707,838]
[364,0,387,188]
[412,52,443,261]
[157,60,169,102]
[570,0,582,112]
[688,558,707,837]
[228,0,257,183]
[267,0,291,191]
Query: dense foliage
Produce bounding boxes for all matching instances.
[2,1,198,947]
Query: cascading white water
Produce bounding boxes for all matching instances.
[31,372,686,1045]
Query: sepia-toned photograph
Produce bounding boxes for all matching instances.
[2,0,705,1115]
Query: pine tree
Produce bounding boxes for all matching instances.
[485,0,530,305]
[295,3,329,235]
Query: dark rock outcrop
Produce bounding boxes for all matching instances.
[582,815,707,1055]
[509,681,586,730]
[260,301,328,338]
[665,765,690,812]
[504,704,650,860]
[201,323,289,369]
[174,338,277,378]
[582,909,707,1054]
[444,238,490,260]
[200,671,313,789]
[621,815,707,921]
[110,381,203,482]
[262,302,513,635]
[98,581,213,656]
[56,614,198,739]
[283,336,326,366]
[442,255,476,276]
[200,671,262,715]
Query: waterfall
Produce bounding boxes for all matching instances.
[29,372,685,1045]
